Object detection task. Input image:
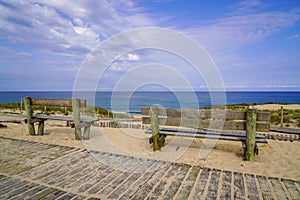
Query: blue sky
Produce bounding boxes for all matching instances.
[0,0,300,91]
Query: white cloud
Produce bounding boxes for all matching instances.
[0,0,145,56]
[127,53,140,61]
[185,11,299,51]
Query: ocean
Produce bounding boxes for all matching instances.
[0,91,300,114]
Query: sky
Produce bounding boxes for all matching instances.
[0,0,300,91]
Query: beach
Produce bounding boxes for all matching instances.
[1,105,300,182]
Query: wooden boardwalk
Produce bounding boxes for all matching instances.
[0,137,299,199]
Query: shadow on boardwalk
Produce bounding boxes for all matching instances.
[0,136,299,199]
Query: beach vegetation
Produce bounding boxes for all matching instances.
[0,102,113,118]
[202,103,300,127]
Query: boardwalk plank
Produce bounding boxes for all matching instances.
[25,187,58,200]
[220,170,232,200]
[205,169,221,200]
[13,185,47,200]
[64,155,115,190]
[119,162,165,200]
[282,179,300,200]
[192,167,211,199]
[41,190,67,200]
[233,172,245,200]
[257,175,274,200]
[161,164,190,200]
[76,156,131,193]
[126,163,172,200]
[19,150,84,179]
[108,160,158,199]
[0,179,28,195]
[48,157,95,186]
[39,154,92,184]
[86,157,136,195]
[148,164,181,200]
[100,158,147,197]
[176,165,201,200]
[0,183,38,199]
[245,174,259,200]
[269,177,289,200]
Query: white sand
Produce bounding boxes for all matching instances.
[253,103,300,110]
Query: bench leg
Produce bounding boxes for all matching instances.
[158,135,166,147]
[242,141,246,157]
[83,126,90,140]
[38,121,45,135]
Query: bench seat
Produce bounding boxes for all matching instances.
[34,114,98,123]
[145,127,268,143]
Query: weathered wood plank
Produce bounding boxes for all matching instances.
[257,175,274,200]
[220,170,232,200]
[24,187,58,200]
[131,164,173,200]
[77,156,131,193]
[205,169,221,200]
[30,152,89,181]
[269,177,289,200]
[119,162,165,200]
[245,174,259,200]
[96,158,143,195]
[1,183,38,199]
[19,150,84,179]
[257,112,271,122]
[146,129,267,143]
[55,192,77,200]
[142,108,270,122]
[282,179,300,199]
[100,159,146,197]
[175,165,201,200]
[192,167,211,199]
[0,179,28,195]
[32,98,86,107]
[233,172,245,200]
[148,164,181,200]
[12,185,47,200]
[41,190,67,200]
[142,117,270,132]
[108,160,158,199]
[161,164,190,200]
[51,160,95,187]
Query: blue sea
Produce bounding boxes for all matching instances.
[0,91,300,114]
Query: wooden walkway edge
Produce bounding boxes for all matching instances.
[0,137,299,199]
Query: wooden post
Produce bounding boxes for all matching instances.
[245,109,257,161]
[280,105,284,128]
[24,96,35,135]
[150,106,160,151]
[73,98,81,140]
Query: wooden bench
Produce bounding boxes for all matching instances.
[141,107,270,161]
[24,97,98,140]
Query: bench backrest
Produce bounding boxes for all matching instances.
[30,98,87,107]
[141,107,270,132]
